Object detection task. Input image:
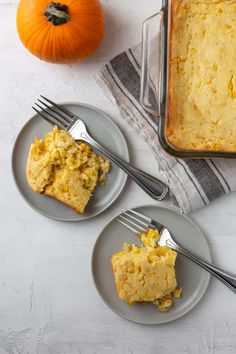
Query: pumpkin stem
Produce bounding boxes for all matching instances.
[44,2,70,26]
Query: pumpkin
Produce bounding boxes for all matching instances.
[16,0,105,63]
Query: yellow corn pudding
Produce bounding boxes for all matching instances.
[167,0,236,152]
[111,229,181,312]
[26,127,110,213]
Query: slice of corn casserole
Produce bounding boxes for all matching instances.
[26,127,110,213]
[111,229,180,312]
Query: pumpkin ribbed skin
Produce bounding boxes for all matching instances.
[16,0,105,63]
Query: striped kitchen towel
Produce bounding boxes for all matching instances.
[97,44,236,214]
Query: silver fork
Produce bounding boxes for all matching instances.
[32,96,168,201]
[117,209,236,294]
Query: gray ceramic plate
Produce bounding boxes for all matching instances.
[12,103,129,221]
[92,204,211,324]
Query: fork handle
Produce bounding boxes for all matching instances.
[80,133,168,201]
[167,239,236,294]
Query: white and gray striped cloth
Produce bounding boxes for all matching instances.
[97,44,236,214]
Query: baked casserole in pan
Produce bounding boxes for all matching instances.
[141,0,236,158]
[168,0,236,152]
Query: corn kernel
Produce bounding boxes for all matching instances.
[63,184,69,193]
[173,288,182,298]
[142,238,151,247]
[60,149,67,157]
[52,151,60,159]
[158,299,173,312]
[214,142,222,150]
[147,229,159,239]
[164,299,173,307]
[73,161,81,169]
[123,243,132,252]
[147,254,156,262]
[98,156,104,163]
[35,140,45,151]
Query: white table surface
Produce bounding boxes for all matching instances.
[1,0,236,353]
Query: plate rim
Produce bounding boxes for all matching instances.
[91,203,212,324]
[11,102,129,222]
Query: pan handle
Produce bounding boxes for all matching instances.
[140,11,164,117]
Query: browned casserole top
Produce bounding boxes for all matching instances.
[167,0,236,152]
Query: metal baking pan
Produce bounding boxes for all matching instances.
[140,0,236,159]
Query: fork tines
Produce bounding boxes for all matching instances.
[117,209,156,235]
[32,95,75,131]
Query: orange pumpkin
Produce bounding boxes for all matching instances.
[16,0,105,63]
